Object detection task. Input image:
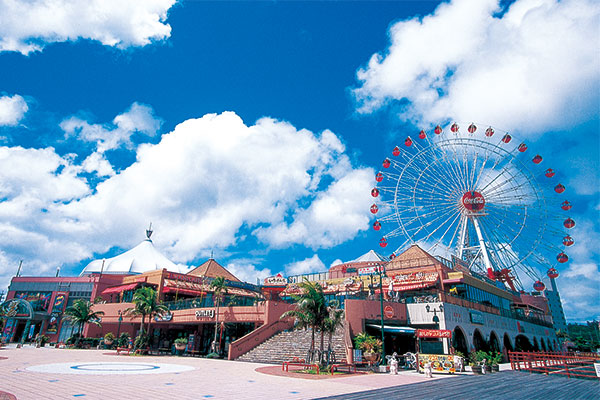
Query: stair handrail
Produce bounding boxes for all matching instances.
[228,318,294,360]
[343,319,354,364]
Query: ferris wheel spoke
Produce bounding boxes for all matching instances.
[421,209,462,246]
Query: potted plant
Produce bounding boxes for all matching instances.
[353,332,382,365]
[489,351,502,372]
[174,337,188,353]
[36,335,50,348]
[468,351,483,374]
[104,332,115,347]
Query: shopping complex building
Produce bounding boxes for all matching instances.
[1,231,565,362]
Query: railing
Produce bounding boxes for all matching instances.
[228,318,294,360]
[163,296,258,311]
[509,351,600,380]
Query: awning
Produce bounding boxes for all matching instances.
[102,283,139,294]
[367,324,416,334]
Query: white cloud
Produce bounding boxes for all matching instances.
[60,102,162,153]
[226,261,273,285]
[254,168,374,249]
[0,0,177,55]
[353,0,600,134]
[0,94,28,126]
[0,109,372,295]
[284,254,327,276]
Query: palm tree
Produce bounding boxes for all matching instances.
[63,299,104,346]
[280,279,328,362]
[322,305,345,364]
[126,287,167,340]
[210,276,228,354]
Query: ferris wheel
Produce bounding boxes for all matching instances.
[370,122,574,292]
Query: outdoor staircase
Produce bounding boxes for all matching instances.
[235,327,347,364]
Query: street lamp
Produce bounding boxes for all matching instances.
[425,304,443,326]
[377,263,386,365]
[117,310,123,338]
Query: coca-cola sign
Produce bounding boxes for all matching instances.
[461,191,485,212]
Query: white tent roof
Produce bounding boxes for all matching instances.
[80,239,189,276]
[349,250,388,263]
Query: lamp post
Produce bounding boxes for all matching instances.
[377,263,386,364]
[117,310,123,339]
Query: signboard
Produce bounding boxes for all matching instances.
[417,354,456,374]
[470,311,484,325]
[154,312,173,322]
[51,292,68,313]
[416,329,452,339]
[195,309,215,319]
[594,363,600,378]
[358,265,384,275]
[46,313,60,334]
[166,272,204,284]
[264,274,287,286]
[384,306,394,319]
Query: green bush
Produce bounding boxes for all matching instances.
[353,332,382,353]
[118,332,130,348]
[134,334,149,350]
[104,332,115,341]
[174,337,188,345]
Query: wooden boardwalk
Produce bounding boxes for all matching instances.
[313,371,599,400]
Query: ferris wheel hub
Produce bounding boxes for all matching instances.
[461,191,485,212]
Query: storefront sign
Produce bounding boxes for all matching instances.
[195,309,215,319]
[46,313,60,334]
[417,354,456,374]
[358,265,384,275]
[154,312,173,322]
[594,363,600,378]
[470,311,484,325]
[384,306,394,319]
[264,274,287,286]
[166,272,204,284]
[416,329,452,338]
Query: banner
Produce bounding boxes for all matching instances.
[416,329,452,338]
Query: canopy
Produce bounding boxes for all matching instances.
[367,324,416,334]
[102,283,139,294]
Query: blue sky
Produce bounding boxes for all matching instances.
[0,0,598,322]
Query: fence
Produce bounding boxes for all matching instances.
[509,351,600,380]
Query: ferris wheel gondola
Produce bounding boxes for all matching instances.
[370,122,574,292]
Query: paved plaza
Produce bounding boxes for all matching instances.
[1,346,598,400]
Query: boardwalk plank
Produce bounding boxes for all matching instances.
[313,371,599,400]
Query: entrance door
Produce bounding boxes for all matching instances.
[12,321,26,343]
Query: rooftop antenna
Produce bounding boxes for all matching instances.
[99,259,105,279]
[56,266,60,277]
[210,250,214,260]
[146,222,153,240]
[16,260,23,277]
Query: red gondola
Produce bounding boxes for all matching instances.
[383,159,391,168]
[405,137,413,147]
[393,146,400,156]
[562,235,574,246]
[375,172,384,182]
[561,200,572,211]
[379,237,388,248]
[389,253,396,260]
[419,130,427,139]
[434,125,443,134]
[468,123,477,133]
[554,183,565,193]
[547,268,559,279]
[370,204,378,214]
[533,281,545,291]
[556,252,568,263]
[371,188,379,197]
[545,168,555,178]
[502,133,512,143]
[373,221,381,231]
[451,123,459,133]
[563,218,575,228]
[518,143,527,152]
[485,127,494,137]
[532,155,542,164]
